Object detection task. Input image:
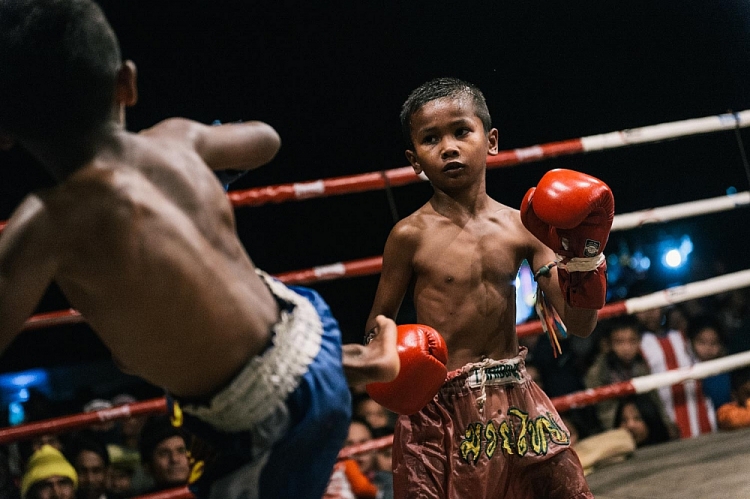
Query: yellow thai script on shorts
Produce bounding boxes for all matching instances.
[459,408,569,463]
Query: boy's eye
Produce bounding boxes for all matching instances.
[421,135,438,144]
[455,127,470,137]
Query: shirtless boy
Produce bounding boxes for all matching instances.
[0,1,399,498]
[367,77,614,498]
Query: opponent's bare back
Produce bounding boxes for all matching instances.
[0,118,282,398]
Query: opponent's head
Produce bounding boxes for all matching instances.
[0,0,130,144]
[400,77,492,150]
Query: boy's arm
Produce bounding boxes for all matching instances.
[0,196,58,353]
[528,234,598,337]
[364,222,417,335]
[342,223,416,387]
[141,118,281,171]
[521,169,614,337]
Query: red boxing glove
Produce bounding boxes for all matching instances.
[366,324,448,415]
[520,169,614,309]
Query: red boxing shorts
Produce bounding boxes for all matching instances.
[392,347,592,499]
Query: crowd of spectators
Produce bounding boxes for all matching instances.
[0,285,748,497]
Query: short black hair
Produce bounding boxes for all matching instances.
[614,394,670,447]
[730,366,750,393]
[138,415,185,464]
[65,432,110,467]
[0,0,121,141]
[400,77,492,149]
[604,315,642,340]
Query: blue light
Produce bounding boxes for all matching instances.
[8,402,24,426]
[515,261,537,324]
[659,235,693,270]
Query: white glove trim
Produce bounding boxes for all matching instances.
[556,253,606,273]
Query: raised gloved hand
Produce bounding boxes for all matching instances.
[366,324,448,415]
[520,168,614,309]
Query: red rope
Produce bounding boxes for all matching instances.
[0,398,167,444]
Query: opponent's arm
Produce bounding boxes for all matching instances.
[142,118,281,171]
[0,196,58,353]
[521,169,615,337]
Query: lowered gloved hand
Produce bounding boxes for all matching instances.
[366,324,448,415]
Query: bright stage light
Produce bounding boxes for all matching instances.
[664,249,682,268]
[660,235,693,270]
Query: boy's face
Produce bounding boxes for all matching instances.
[610,327,640,366]
[405,96,498,191]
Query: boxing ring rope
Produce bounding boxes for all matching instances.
[17,190,750,331]
[3,268,750,445]
[517,268,750,337]
[3,112,750,499]
[227,109,750,207]
[1,109,749,233]
[0,398,167,445]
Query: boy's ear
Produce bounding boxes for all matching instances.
[405,149,421,175]
[487,128,499,155]
[116,60,138,108]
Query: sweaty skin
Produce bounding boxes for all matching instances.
[0,118,281,398]
[366,96,596,371]
[0,60,400,398]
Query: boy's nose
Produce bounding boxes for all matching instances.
[440,140,459,159]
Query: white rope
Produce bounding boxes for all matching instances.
[631,350,750,394]
[612,191,750,232]
[624,269,750,314]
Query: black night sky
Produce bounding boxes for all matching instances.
[2,1,750,395]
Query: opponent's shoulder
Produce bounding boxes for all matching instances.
[0,193,55,250]
[137,117,205,146]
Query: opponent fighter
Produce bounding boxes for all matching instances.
[366,77,614,498]
[0,1,406,498]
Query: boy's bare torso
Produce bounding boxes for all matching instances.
[405,197,533,371]
[19,131,278,397]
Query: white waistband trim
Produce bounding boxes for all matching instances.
[182,270,323,432]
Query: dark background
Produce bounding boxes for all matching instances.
[1,1,750,401]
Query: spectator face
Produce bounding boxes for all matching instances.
[610,327,640,366]
[346,421,374,473]
[147,436,190,487]
[374,446,392,473]
[691,327,723,361]
[121,415,147,443]
[107,466,133,496]
[74,450,107,499]
[619,402,649,446]
[735,380,750,407]
[27,476,75,499]
[356,399,390,430]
